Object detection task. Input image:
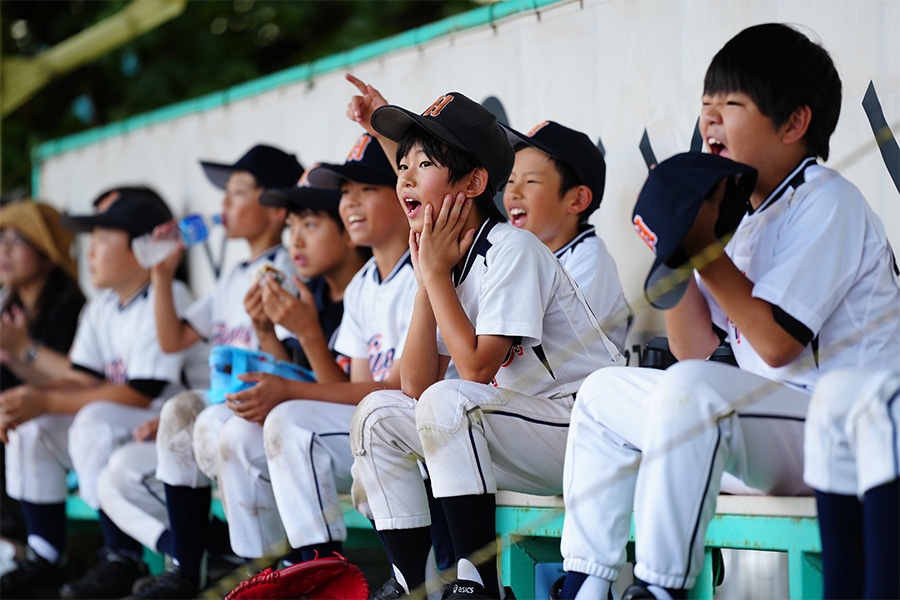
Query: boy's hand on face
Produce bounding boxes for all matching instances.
[224,372,290,424]
[408,230,429,292]
[418,192,476,283]
[0,385,47,434]
[345,73,388,138]
[244,284,274,335]
[681,177,726,259]
[261,276,318,340]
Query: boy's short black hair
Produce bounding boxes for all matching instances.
[704,23,841,161]
[289,206,346,233]
[397,125,506,223]
[512,141,582,218]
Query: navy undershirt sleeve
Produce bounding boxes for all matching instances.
[772,305,814,346]
[127,378,168,398]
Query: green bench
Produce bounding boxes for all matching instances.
[494,491,822,599]
[68,492,822,598]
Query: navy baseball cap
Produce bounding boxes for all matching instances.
[61,186,174,238]
[370,92,514,197]
[503,121,606,215]
[200,145,304,191]
[260,167,341,213]
[633,152,757,309]
[306,134,396,190]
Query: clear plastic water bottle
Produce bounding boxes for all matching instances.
[133,214,222,268]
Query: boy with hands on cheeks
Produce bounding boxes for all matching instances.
[348,89,622,600]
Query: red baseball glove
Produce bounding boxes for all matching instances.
[225,553,369,600]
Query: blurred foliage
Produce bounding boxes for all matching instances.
[0,0,477,197]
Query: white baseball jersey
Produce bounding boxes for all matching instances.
[698,157,900,389]
[70,282,203,403]
[556,226,632,354]
[184,245,296,350]
[334,251,416,380]
[436,221,622,399]
[561,160,900,594]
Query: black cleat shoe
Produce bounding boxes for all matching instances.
[128,565,198,599]
[370,577,410,599]
[622,582,685,600]
[0,547,66,599]
[59,548,147,599]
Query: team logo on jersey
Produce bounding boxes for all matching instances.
[491,345,524,386]
[633,215,658,252]
[422,94,454,117]
[105,357,128,385]
[210,323,254,348]
[527,121,550,137]
[367,334,395,381]
[346,135,372,162]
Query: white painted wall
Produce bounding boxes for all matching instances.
[37,0,900,350]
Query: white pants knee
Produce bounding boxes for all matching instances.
[804,368,900,496]
[351,381,573,531]
[97,441,168,550]
[561,362,810,590]
[264,400,356,549]
[5,414,74,503]
[416,379,572,497]
[69,401,159,509]
[216,415,285,558]
[156,391,221,487]
[350,390,426,530]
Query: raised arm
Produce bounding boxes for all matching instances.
[150,230,201,353]
[345,74,399,175]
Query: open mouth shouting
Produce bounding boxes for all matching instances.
[707,136,729,159]
[403,197,422,219]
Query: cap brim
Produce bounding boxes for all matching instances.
[200,161,235,190]
[644,261,694,310]
[59,213,128,234]
[371,105,469,152]
[259,187,341,212]
[502,124,552,157]
[306,163,396,190]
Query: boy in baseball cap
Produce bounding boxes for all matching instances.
[1,187,206,599]
[344,80,622,600]
[558,24,900,600]
[219,135,419,596]
[503,121,632,353]
[133,144,301,597]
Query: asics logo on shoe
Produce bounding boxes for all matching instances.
[453,584,475,594]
